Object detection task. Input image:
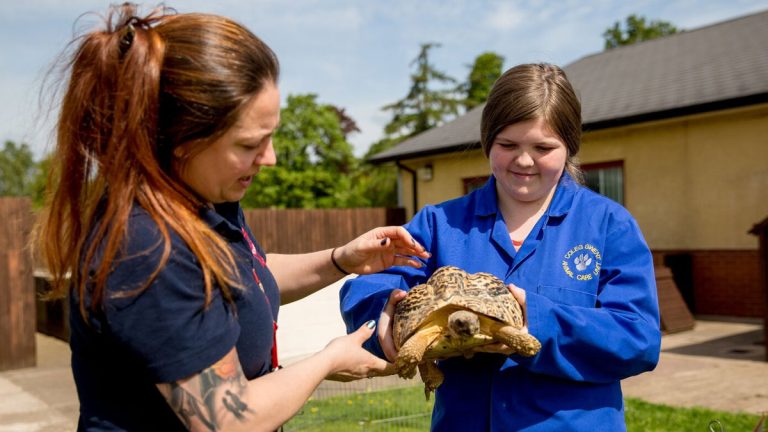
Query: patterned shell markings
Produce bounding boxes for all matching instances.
[393,266,524,349]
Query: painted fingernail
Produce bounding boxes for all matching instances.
[381,238,388,246]
[366,320,376,329]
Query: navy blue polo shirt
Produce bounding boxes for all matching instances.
[70,201,279,431]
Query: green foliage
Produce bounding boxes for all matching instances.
[0,140,37,197]
[349,164,399,208]
[354,136,404,208]
[603,14,679,49]
[461,52,504,110]
[382,43,460,141]
[283,386,762,432]
[273,94,356,173]
[242,166,358,209]
[242,94,359,208]
[29,153,52,208]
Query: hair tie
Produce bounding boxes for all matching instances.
[119,19,137,57]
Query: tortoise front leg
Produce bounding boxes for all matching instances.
[396,327,442,379]
[490,322,542,357]
[418,361,444,401]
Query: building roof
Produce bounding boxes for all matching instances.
[371,9,768,163]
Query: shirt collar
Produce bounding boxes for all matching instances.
[473,172,579,219]
[547,171,579,218]
[199,202,243,241]
[474,176,500,217]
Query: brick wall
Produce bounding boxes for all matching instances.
[654,250,763,318]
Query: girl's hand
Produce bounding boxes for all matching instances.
[507,283,530,333]
[472,283,532,356]
[377,289,407,362]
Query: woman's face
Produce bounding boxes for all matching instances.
[177,82,280,204]
[489,117,567,206]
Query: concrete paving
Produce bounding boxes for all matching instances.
[623,316,768,415]
[1,287,766,432]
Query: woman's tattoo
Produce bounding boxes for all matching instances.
[162,350,253,431]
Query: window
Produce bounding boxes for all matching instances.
[582,161,624,205]
[463,176,489,194]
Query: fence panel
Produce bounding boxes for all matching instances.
[0,197,36,371]
[244,208,406,254]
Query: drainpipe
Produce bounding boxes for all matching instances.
[396,162,417,218]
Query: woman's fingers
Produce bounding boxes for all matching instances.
[391,255,425,269]
[373,227,429,255]
[326,320,398,382]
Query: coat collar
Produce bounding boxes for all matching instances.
[473,172,579,219]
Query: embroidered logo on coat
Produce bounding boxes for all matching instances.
[562,244,602,281]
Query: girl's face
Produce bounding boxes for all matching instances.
[489,117,568,206]
[177,82,280,204]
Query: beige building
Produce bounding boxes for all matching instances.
[370,11,768,318]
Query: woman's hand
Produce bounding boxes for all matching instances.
[325,320,397,382]
[332,226,430,275]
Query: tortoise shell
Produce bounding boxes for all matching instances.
[393,265,524,349]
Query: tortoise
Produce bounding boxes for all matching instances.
[393,265,541,399]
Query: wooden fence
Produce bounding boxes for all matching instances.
[0,197,36,370]
[244,207,406,254]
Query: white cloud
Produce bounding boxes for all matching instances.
[485,2,527,31]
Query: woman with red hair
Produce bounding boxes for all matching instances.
[36,4,429,431]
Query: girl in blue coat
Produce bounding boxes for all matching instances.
[340,63,661,431]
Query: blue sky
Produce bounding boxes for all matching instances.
[2,0,767,159]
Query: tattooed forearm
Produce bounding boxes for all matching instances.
[158,348,254,431]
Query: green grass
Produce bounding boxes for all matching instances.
[624,398,762,431]
[285,385,434,431]
[284,385,763,431]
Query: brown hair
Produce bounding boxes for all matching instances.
[480,63,583,182]
[35,3,280,318]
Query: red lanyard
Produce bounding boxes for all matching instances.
[241,227,279,371]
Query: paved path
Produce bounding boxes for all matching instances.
[1,306,765,431]
[622,318,767,415]
[0,333,77,432]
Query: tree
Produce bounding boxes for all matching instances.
[603,14,679,49]
[0,140,37,197]
[361,47,500,208]
[381,43,460,141]
[241,94,360,208]
[30,153,52,207]
[332,106,361,138]
[350,137,401,208]
[461,52,504,110]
